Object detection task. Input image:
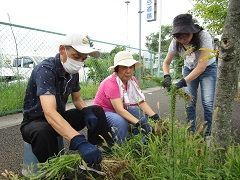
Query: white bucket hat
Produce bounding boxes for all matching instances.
[61,34,100,58]
[109,51,141,71]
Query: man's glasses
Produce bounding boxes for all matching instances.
[78,55,88,61]
[65,46,88,61]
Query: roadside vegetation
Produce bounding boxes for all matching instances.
[0,82,26,116]
[2,86,240,179]
[2,0,240,179]
[0,45,160,117]
[3,121,240,179]
[0,78,159,117]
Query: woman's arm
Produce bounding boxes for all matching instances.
[110,98,139,125]
[139,101,156,117]
[184,50,209,83]
[162,52,175,75]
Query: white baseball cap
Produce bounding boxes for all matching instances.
[109,51,141,71]
[61,34,100,58]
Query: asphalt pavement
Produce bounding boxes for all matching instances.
[0,87,239,176]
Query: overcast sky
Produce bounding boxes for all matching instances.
[0,0,193,51]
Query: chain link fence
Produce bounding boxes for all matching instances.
[0,22,162,116]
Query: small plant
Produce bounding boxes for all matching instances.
[0,82,26,116]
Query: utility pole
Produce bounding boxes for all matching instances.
[125,1,130,49]
[137,0,143,80]
[138,0,142,62]
[157,0,162,77]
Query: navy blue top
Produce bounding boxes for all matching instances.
[22,53,80,125]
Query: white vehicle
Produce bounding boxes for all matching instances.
[0,56,89,82]
[0,56,44,81]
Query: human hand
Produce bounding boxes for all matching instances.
[140,122,152,135]
[150,113,160,122]
[69,135,102,166]
[175,78,187,89]
[132,122,152,135]
[82,107,98,131]
[162,74,172,88]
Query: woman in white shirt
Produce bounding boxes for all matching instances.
[162,14,217,137]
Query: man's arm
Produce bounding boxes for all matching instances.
[71,91,87,110]
[40,94,79,141]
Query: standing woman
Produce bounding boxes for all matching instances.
[162,14,217,137]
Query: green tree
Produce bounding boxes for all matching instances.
[86,52,113,83]
[86,46,126,83]
[109,45,126,56]
[191,0,229,35]
[145,25,172,53]
[145,25,184,79]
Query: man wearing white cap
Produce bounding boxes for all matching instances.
[94,51,160,143]
[20,34,113,168]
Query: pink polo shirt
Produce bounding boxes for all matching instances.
[93,74,121,112]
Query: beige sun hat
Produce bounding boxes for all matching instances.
[60,34,100,58]
[108,51,141,71]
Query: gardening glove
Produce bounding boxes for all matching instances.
[82,107,98,132]
[162,74,172,88]
[69,135,102,166]
[175,78,187,89]
[140,122,153,135]
[132,122,140,135]
[132,121,152,135]
[149,113,160,122]
[132,122,152,145]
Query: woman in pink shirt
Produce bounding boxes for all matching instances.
[94,51,160,143]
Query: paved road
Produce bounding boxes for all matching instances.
[0,87,239,175]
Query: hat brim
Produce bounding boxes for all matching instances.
[72,45,100,58]
[108,59,141,71]
[172,25,201,35]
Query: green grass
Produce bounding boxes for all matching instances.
[6,120,240,179]
[139,78,160,89]
[79,82,99,100]
[0,82,26,116]
[0,82,100,117]
[110,121,224,179]
[0,79,159,117]
[2,80,240,179]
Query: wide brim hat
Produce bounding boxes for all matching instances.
[108,51,141,71]
[61,34,100,58]
[171,14,201,35]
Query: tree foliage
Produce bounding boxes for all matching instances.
[145,25,172,53]
[145,25,184,79]
[86,46,126,83]
[191,0,229,35]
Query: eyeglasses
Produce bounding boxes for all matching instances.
[119,65,135,70]
[173,33,190,40]
[77,54,88,61]
[65,46,88,61]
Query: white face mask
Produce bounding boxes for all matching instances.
[62,49,84,74]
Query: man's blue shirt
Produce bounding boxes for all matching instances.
[22,53,80,124]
